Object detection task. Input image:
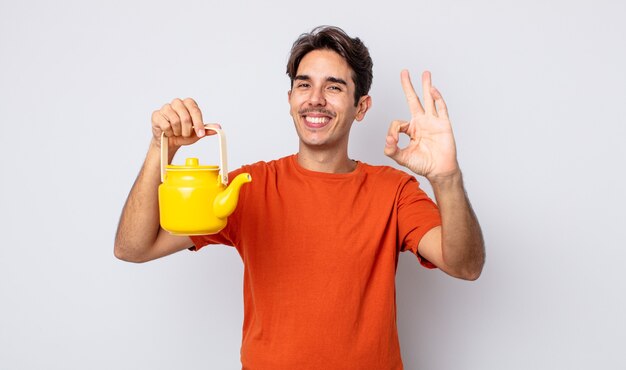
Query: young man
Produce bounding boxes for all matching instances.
[115,26,484,369]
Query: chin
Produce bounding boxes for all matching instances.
[299,137,327,147]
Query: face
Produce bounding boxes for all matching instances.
[288,49,371,150]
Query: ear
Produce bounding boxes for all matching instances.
[355,95,372,122]
[287,90,292,101]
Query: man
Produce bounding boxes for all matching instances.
[115,26,484,369]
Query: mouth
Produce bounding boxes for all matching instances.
[300,110,335,129]
[303,115,331,128]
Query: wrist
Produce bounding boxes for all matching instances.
[427,169,463,190]
[148,139,179,163]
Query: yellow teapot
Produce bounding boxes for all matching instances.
[158,126,251,235]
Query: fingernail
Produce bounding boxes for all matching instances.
[197,130,204,137]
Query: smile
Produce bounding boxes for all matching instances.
[305,116,331,124]
[303,115,331,129]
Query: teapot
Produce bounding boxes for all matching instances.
[158,125,251,235]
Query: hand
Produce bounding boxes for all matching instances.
[151,98,220,148]
[384,70,459,180]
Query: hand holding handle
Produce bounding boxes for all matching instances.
[160,124,229,185]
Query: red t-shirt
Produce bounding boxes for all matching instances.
[191,155,441,370]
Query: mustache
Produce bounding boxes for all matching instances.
[298,108,336,118]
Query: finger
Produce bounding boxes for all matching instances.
[400,70,424,116]
[202,123,222,136]
[183,97,205,137]
[171,98,193,137]
[422,71,436,116]
[431,86,449,118]
[161,103,181,136]
[151,110,173,137]
[384,120,409,157]
[385,119,409,142]
[384,135,399,157]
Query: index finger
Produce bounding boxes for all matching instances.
[182,98,205,137]
[401,70,424,116]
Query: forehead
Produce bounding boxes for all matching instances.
[297,49,354,85]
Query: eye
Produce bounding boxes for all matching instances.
[297,82,310,88]
[328,85,342,92]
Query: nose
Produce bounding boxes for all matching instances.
[308,87,326,106]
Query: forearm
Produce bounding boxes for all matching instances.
[429,170,485,280]
[114,141,177,262]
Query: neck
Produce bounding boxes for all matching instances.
[297,145,356,174]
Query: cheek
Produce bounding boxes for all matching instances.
[289,94,305,108]
[288,98,299,112]
[328,94,352,108]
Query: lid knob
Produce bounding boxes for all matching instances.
[185,158,199,167]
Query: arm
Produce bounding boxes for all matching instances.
[114,98,218,263]
[385,71,485,280]
[114,142,192,263]
[418,173,484,280]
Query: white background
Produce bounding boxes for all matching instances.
[1,0,625,369]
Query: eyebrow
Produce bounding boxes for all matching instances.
[294,75,348,86]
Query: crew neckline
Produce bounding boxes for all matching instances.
[290,154,363,179]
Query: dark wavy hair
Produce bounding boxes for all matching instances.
[286,26,373,106]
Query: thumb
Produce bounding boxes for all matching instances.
[202,123,222,136]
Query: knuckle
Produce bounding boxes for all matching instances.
[183,97,197,106]
[188,105,201,115]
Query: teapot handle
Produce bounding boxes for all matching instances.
[160,124,229,186]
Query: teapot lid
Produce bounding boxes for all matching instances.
[161,127,229,186]
[166,157,218,170]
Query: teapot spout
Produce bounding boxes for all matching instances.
[213,173,252,219]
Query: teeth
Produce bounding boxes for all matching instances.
[306,116,329,124]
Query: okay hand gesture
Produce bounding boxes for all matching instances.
[384,70,460,180]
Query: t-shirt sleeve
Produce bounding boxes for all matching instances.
[188,166,248,252]
[397,177,442,269]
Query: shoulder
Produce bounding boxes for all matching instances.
[357,162,431,202]
[359,162,418,185]
[229,155,294,181]
[240,155,293,173]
